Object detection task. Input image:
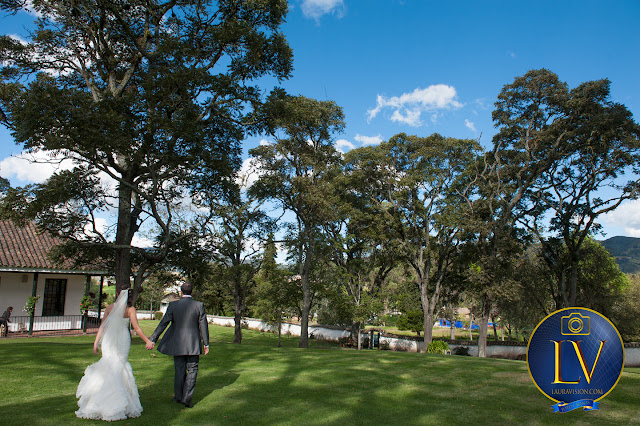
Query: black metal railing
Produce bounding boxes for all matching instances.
[0,315,100,337]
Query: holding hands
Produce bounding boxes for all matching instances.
[146,341,155,350]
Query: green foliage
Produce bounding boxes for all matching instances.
[136,270,177,311]
[252,235,300,330]
[316,284,354,327]
[23,295,39,315]
[396,310,424,336]
[452,346,470,356]
[0,0,293,301]
[79,295,94,313]
[601,236,640,274]
[103,294,115,308]
[249,94,345,347]
[610,274,640,341]
[426,339,450,354]
[154,311,163,321]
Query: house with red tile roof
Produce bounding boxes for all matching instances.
[0,220,109,335]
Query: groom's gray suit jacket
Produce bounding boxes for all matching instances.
[150,297,209,356]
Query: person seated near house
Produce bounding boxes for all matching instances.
[0,306,12,336]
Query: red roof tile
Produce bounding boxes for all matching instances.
[0,220,105,273]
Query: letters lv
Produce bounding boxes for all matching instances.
[551,340,606,385]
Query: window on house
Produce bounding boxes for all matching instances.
[42,279,67,316]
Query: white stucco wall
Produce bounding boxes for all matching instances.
[0,272,88,317]
[205,316,352,342]
[0,272,32,315]
[625,347,640,367]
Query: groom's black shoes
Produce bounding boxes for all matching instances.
[182,400,194,408]
[172,397,183,404]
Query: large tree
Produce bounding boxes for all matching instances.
[353,133,480,348]
[520,77,640,307]
[207,181,274,344]
[252,234,299,347]
[460,69,569,357]
[324,146,401,349]
[0,0,292,301]
[249,93,344,348]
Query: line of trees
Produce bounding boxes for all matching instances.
[1,2,639,354]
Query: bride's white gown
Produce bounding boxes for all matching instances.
[76,291,143,421]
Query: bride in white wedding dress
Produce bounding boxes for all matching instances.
[76,289,154,421]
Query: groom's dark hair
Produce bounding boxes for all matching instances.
[181,282,193,295]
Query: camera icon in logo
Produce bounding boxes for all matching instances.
[561,312,591,336]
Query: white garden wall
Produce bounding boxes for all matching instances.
[203,314,640,367]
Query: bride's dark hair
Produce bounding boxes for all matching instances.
[115,288,133,307]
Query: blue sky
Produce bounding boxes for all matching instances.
[1,0,640,238]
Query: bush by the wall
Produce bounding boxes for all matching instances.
[452,346,470,356]
[427,339,450,354]
[154,311,163,321]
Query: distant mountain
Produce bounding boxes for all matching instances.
[600,236,640,274]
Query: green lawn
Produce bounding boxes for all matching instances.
[1,322,638,425]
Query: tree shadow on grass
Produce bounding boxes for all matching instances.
[0,340,96,383]
[195,348,640,425]
[0,341,240,425]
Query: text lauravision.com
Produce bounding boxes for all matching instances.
[551,389,604,395]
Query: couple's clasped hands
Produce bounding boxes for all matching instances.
[145,341,155,350]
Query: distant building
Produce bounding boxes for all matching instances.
[0,221,108,334]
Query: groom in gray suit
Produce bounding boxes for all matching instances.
[148,282,209,408]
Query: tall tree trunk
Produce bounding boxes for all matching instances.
[233,281,244,344]
[450,324,456,340]
[491,316,498,341]
[233,307,243,344]
[115,183,133,294]
[298,241,313,348]
[422,310,433,352]
[569,259,578,306]
[477,296,491,358]
[419,276,434,351]
[277,314,282,347]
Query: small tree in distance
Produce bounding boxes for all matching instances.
[253,235,299,347]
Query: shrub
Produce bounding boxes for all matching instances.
[154,311,163,321]
[452,346,470,356]
[427,339,450,354]
[379,341,390,351]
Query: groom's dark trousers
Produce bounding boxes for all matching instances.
[174,355,199,403]
[149,296,209,404]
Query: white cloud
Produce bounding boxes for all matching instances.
[131,234,155,248]
[354,134,383,146]
[367,85,463,127]
[465,119,477,133]
[601,200,640,237]
[259,139,272,146]
[335,139,355,153]
[301,0,345,19]
[0,150,77,183]
[236,157,263,189]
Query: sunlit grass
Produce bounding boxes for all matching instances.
[0,322,637,425]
